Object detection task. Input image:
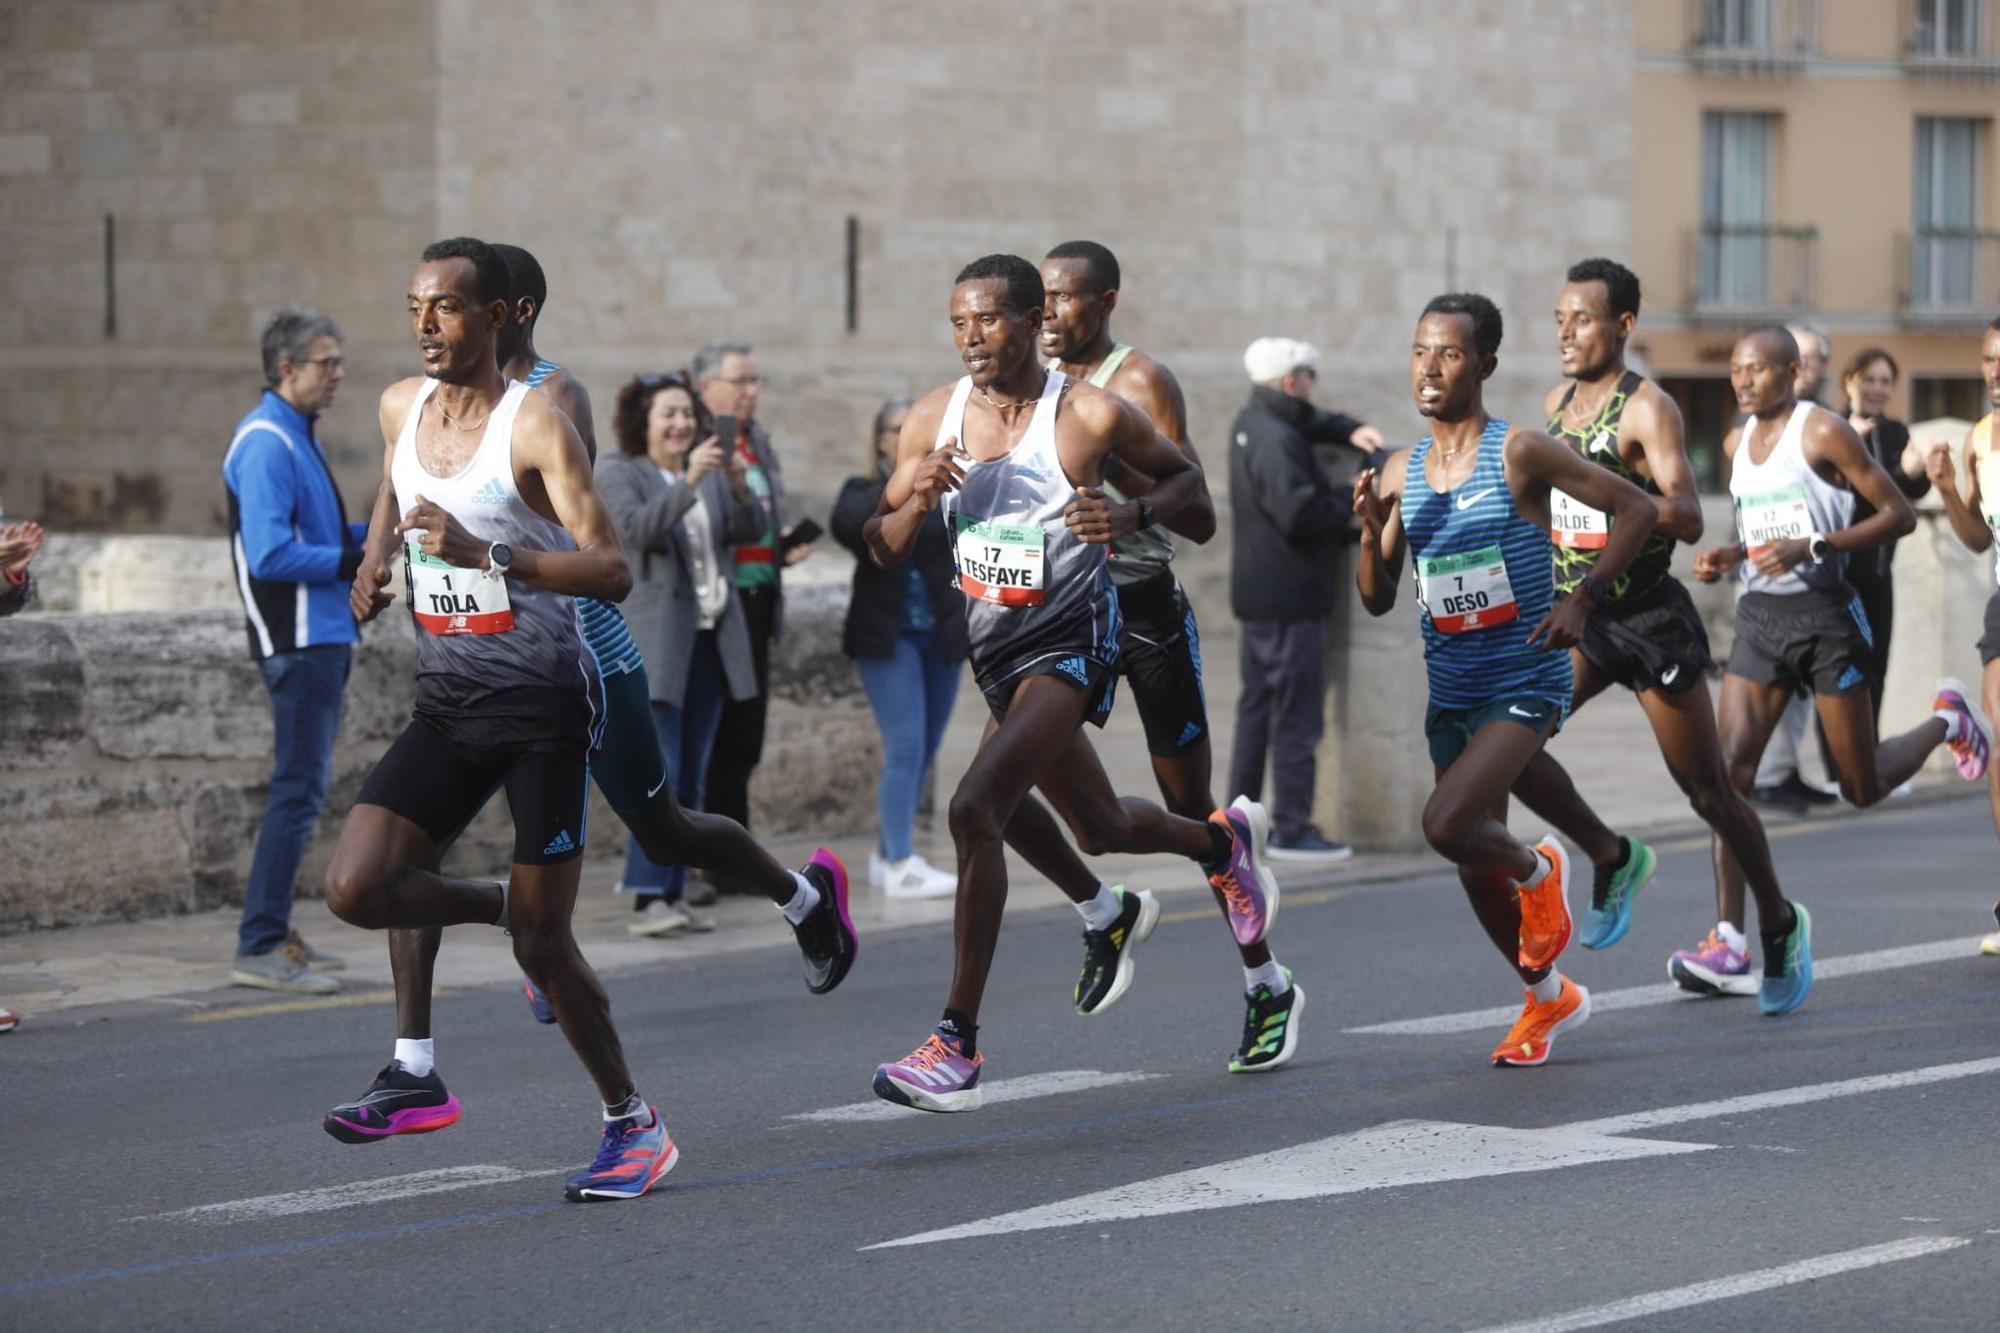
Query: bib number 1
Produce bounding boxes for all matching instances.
[1417,546,1518,634]
[407,541,514,635]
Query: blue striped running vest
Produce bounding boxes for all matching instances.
[527,358,644,678]
[1399,417,1571,711]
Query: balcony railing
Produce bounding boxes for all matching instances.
[1687,224,1819,318]
[1688,0,1817,71]
[1902,0,2000,76]
[1898,229,2000,323]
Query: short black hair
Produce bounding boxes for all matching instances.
[1564,257,1641,320]
[491,242,547,315]
[1421,292,1504,358]
[1743,324,1801,364]
[954,254,1043,314]
[419,237,508,306]
[1989,313,2000,333]
[1044,239,1121,295]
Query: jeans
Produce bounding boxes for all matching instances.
[239,644,352,955]
[855,633,962,861]
[1228,617,1328,843]
[623,630,728,900]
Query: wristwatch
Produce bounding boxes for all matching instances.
[1134,499,1157,531]
[1579,575,1608,606]
[1807,532,1832,565]
[487,541,514,575]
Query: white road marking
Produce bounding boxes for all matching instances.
[1468,1235,1972,1333]
[868,1056,2000,1249]
[787,1070,1164,1124]
[128,1164,564,1224]
[1345,937,1979,1035]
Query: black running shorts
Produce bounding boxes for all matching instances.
[1578,578,1714,696]
[980,650,1118,729]
[1979,590,2000,666]
[1726,587,1873,696]
[355,689,591,865]
[1114,569,1210,756]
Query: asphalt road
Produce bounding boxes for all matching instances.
[6,796,2000,1330]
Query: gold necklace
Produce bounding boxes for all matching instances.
[438,403,489,433]
[978,371,1048,414]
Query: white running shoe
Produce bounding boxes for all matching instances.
[881,855,956,900]
[628,900,714,937]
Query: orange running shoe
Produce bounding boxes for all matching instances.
[1491,975,1591,1067]
[1515,835,1574,970]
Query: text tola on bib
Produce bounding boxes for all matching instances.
[407,542,515,635]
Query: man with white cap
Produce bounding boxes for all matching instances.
[1227,337,1384,859]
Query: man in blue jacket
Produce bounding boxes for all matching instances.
[223,307,364,994]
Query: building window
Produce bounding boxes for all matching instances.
[1912,0,1982,57]
[1911,376,1988,421]
[1657,377,1738,490]
[1700,0,1774,50]
[1911,117,1988,310]
[1700,112,1775,307]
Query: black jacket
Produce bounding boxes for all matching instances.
[830,476,969,662]
[1843,414,1929,586]
[1227,385,1365,622]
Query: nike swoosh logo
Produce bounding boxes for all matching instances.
[645,773,669,800]
[1456,487,1498,511]
[1508,705,1538,718]
[1660,665,1680,685]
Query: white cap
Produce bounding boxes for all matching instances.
[1244,336,1320,384]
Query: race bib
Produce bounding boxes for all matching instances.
[1736,484,1811,557]
[1549,489,1609,550]
[1417,545,1518,634]
[407,541,514,635]
[953,515,1044,607]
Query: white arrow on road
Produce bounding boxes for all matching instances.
[866,1056,2000,1250]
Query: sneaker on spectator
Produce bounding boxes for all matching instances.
[685,875,720,908]
[1265,829,1354,864]
[231,942,338,995]
[881,855,956,900]
[627,900,713,937]
[285,927,345,972]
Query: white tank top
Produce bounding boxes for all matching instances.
[934,370,1120,685]
[1971,414,2000,589]
[390,378,594,704]
[1729,400,1854,596]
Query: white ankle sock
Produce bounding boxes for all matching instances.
[1717,920,1748,953]
[603,1090,648,1124]
[1243,959,1287,997]
[494,878,510,930]
[394,1037,434,1078]
[780,871,819,925]
[1528,972,1563,1003]
[1076,883,1122,931]
[1935,706,1965,743]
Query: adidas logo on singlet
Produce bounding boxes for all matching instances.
[470,478,509,506]
[542,828,576,857]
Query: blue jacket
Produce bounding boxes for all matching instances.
[222,389,366,658]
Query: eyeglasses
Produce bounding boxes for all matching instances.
[714,374,763,387]
[303,355,345,372]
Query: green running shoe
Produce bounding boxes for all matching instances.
[1229,968,1303,1073]
[1578,837,1655,950]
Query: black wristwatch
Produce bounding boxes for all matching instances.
[487,541,514,575]
[1808,532,1832,565]
[1134,499,1157,531]
[1579,575,1608,606]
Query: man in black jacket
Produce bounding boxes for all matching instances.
[1227,337,1383,860]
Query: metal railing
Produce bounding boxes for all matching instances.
[1902,0,2000,74]
[1688,0,1817,69]
[1687,224,1819,317]
[1898,229,2000,321]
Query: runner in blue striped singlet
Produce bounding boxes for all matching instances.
[1354,292,1659,1069]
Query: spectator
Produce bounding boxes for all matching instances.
[597,372,763,935]
[222,307,362,995]
[695,340,812,892]
[831,397,965,899]
[0,498,42,1034]
[1225,337,1384,861]
[1838,347,1930,729]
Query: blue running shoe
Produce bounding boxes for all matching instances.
[522,975,557,1025]
[564,1108,679,1202]
[1579,837,1655,950]
[1758,901,1813,1016]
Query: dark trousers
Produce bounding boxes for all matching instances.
[239,644,352,954]
[1228,617,1327,842]
[704,582,777,835]
[623,631,729,901]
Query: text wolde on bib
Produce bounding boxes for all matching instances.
[1418,545,1518,634]
[407,541,515,635]
[1549,489,1609,549]
[952,514,1044,607]
[1737,484,1811,558]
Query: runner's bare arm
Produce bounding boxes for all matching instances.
[1692,423,1748,582]
[1094,394,1203,533]
[1508,430,1656,648]
[1100,358,1216,543]
[1353,447,1409,616]
[1804,410,1917,558]
[865,389,961,567]
[352,380,423,621]
[1623,383,1704,544]
[537,371,598,464]
[1928,429,1989,554]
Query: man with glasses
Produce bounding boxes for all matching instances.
[1227,337,1385,859]
[223,307,364,994]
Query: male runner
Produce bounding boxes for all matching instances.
[1355,292,1658,1065]
[1506,258,1805,1001]
[864,255,1278,1110]
[1917,315,2000,954]
[990,238,1300,1075]
[1691,325,1990,1004]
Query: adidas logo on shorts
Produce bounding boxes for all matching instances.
[1054,657,1090,686]
[542,828,576,857]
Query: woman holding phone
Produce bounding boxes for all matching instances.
[831,397,967,899]
[597,372,764,935]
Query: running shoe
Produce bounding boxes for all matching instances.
[0,1005,18,1034]
[1229,969,1303,1074]
[792,849,858,995]
[1578,836,1655,951]
[1982,900,2000,957]
[1208,796,1280,947]
[1491,975,1591,1067]
[1667,927,1758,996]
[1934,677,1992,781]
[1074,887,1160,1016]
[322,1062,462,1144]
[1515,835,1573,970]
[563,1108,679,1202]
[522,974,557,1025]
[1758,901,1813,1017]
[872,1029,984,1112]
